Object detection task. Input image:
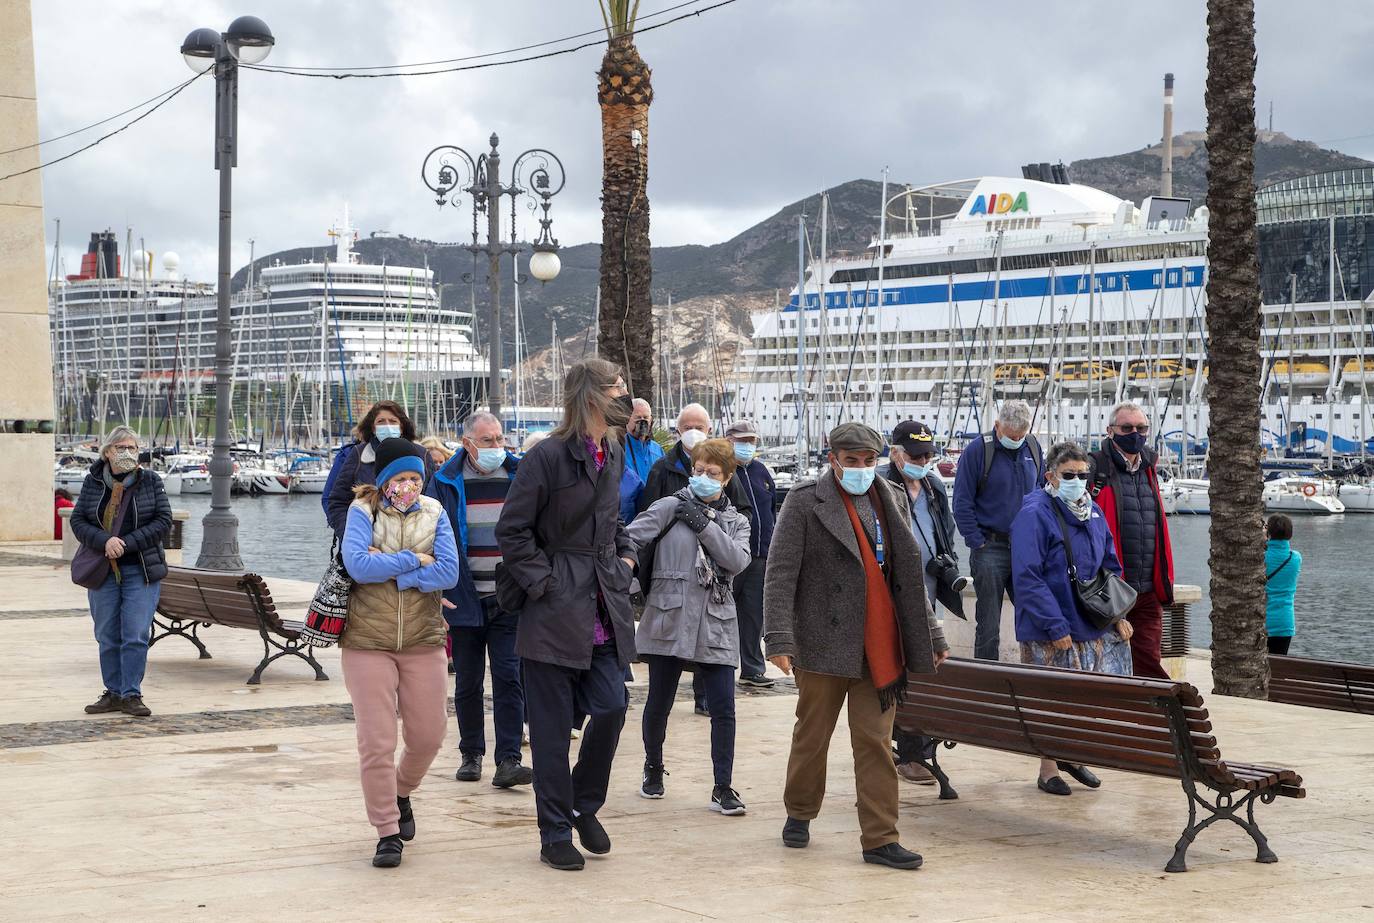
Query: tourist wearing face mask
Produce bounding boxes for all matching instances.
[340,437,459,868]
[70,426,173,718]
[764,422,949,871]
[326,400,434,541]
[624,438,752,815]
[723,419,776,688]
[623,398,665,487]
[425,412,534,789]
[951,399,1044,661]
[1010,441,1133,797]
[1088,402,1175,679]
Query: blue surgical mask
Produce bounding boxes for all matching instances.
[838,466,876,495]
[733,442,756,463]
[998,434,1025,450]
[476,447,506,471]
[688,474,723,498]
[376,424,402,441]
[902,462,932,481]
[1056,477,1087,502]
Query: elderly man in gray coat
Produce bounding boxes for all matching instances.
[765,422,949,871]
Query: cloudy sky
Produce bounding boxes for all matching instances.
[30,0,1374,282]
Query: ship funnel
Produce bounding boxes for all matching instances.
[1162,73,1175,197]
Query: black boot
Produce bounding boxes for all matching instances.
[454,753,481,782]
[540,840,585,871]
[781,817,810,848]
[84,691,121,715]
[372,834,404,868]
[397,796,415,842]
[572,813,611,855]
[862,842,924,870]
[491,758,533,788]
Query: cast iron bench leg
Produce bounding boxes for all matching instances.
[247,630,330,685]
[1167,781,1279,872]
[149,616,212,660]
[919,740,959,801]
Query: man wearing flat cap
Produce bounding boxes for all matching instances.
[764,422,949,870]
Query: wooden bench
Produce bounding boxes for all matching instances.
[895,658,1304,872]
[150,566,329,685]
[1269,654,1374,715]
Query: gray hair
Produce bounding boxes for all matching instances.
[552,358,624,440]
[997,400,1033,432]
[99,425,140,457]
[1046,440,1090,470]
[1108,401,1149,427]
[520,431,549,454]
[632,398,652,414]
[464,411,502,432]
[677,402,710,430]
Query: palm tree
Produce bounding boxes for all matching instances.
[597,0,655,408]
[1205,0,1268,697]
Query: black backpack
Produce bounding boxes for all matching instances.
[978,431,1043,490]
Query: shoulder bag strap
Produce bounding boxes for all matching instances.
[1265,552,1294,583]
[1049,500,1081,582]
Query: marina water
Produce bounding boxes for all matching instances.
[173,494,1374,667]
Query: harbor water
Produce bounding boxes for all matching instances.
[173,494,1374,667]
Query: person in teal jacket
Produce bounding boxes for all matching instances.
[1264,514,1301,655]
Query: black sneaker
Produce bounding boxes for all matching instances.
[781,816,810,848]
[640,762,667,799]
[694,702,710,717]
[862,842,923,870]
[540,840,585,871]
[372,834,404,868]
[572,813,611,855]
[454,753,481,782]
[492,758,533,788]
[396,796,415,842]
[120,694,152,717]
[710,784,747,816]
[84,691,121,714]
[738,673,774,688]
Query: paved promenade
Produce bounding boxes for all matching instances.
[1,542,1371,921]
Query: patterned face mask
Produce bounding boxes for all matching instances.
[385,480,421,509]
[110,449,139,473]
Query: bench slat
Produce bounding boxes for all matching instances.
[904,679,1214,734]
[158,567,294,639]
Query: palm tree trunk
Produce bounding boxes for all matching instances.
[1205,0,1268,697]
[598,33,655,408]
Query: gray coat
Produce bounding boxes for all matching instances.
[763,471,947,679]
[625,490,752,666]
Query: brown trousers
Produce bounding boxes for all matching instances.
[783,668,900,850]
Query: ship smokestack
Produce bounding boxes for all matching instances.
[1161,72,1175,197]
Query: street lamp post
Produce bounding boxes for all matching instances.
[181,16,275,570]
[421,135,564,418]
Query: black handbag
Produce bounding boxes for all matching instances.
[1051,502,1138,630]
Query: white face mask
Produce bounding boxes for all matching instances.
[679,429,707,451]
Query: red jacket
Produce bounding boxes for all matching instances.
[1090,447,1174,605]
[54,494,75,540]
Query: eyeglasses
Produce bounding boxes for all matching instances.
[1058,471,1090,480]
[1114,424,1150,434]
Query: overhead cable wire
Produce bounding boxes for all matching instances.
[0,72,207,184]
[0,75,199,157]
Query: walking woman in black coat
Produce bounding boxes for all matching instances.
[495,358,638,871]
[325,401,432,539]
[69,426,172,717]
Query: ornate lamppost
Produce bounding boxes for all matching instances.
[421,135,564,417]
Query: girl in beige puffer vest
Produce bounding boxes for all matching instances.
[339,438,459,869]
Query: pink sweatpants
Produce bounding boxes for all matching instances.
[342,645,449,837]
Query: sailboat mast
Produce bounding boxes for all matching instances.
[1328,214,1337,466]
[818,192,829,439]
[1086,242,1097,443]
[795,212,808,469]
[874,168,889,431]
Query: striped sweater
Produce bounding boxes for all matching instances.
[463,461,512,596]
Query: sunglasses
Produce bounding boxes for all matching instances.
[1058,471,1090,480]
[1115,424,1150,434]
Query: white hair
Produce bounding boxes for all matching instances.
[520,431,549,454]
[997,400,1033,432]
[99,425,140,457]
[465,411,502,432]
[632,398,652,413]
[1108,401,1149,427]
[677,403,710,428]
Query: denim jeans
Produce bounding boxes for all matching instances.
[450,598,524,764]
[969,540,1013,661]
[642,655,736,786]
[88,567,160,697]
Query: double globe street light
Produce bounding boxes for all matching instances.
[180,15,274,570]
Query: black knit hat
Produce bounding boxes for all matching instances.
[374,438,427,486]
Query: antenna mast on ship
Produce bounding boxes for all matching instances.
[794,212,808,469]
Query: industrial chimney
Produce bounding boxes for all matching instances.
[1161,73,1175,197]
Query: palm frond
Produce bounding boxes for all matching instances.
[598,0,640,38]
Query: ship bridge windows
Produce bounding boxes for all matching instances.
[827,240,1205,285]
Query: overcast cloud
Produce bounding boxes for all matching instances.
[31,0,1374,282]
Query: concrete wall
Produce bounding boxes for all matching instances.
[0,0,55,541]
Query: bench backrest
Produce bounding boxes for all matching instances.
[156,566,293,637]
[897,658,1219,781]
[1269,654,1374,715]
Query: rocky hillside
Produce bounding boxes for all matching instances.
[235,132,1370,408]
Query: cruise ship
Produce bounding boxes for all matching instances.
[49,211,488,443]
[734,166,1374,458]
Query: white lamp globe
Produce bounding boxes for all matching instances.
[528,249,561,283]
[180,27,220,74]
[225,15,274,65]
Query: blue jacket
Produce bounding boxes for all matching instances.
[320,441,358,516]
[424,447,518,628]
[623,434,664,486]
[619,463,643,524]
[953,435,1043,548]
[341,501,459,592]
[1010,488,1123,643]
[1264,539,1301,638]
[733,458,777,557]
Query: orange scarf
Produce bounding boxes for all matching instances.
[836,478,906,710]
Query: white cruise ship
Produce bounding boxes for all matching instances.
[734,167,1374,459]
[49,211,487,443]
